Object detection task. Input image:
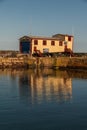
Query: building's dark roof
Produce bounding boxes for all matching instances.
[19,34,73,41]
[20,35,62,41]
[52,34,73,37]
[52,34,73,41]
[19,36,30,41]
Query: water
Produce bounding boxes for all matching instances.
[0,69,87,130]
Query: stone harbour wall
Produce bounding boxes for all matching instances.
[0,57,87,70]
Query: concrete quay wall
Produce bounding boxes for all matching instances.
[42,57,87,69]
[0,57,28,69]
[0,57,87,70]
[35,57,87,69]
[53,57,87,69]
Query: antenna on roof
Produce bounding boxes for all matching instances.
[72,26,74,36]
[29,17,32,36]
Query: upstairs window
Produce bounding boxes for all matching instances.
[43,40,47,45]
[51,41,55,46]
[34,40,38,45]
[68,36,71,41]
[59,41,63,46]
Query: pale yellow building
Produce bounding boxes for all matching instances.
[19,34,74,56]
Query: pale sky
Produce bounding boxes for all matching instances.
[0,0,87,52]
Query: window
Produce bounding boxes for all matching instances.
[43,40,47,45]
[51,41,55,46]
[68,36,71,41]
[34,40,38,45]
[59,41,63,46]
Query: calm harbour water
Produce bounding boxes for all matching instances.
[0,69,87,130]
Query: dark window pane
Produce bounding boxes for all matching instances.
[59,41,63,46]
[34,40,38,45]
[68,36,71,41]
[51,41,55,46]
[43,40,47,45]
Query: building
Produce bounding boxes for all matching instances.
[19,34,74,56]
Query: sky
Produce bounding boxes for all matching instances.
[0,0,87,52]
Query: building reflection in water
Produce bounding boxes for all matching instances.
[19,69,72,104]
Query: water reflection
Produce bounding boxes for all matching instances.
[18,69,72,104]
[1,69,87,105]
[0,69,87,130]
